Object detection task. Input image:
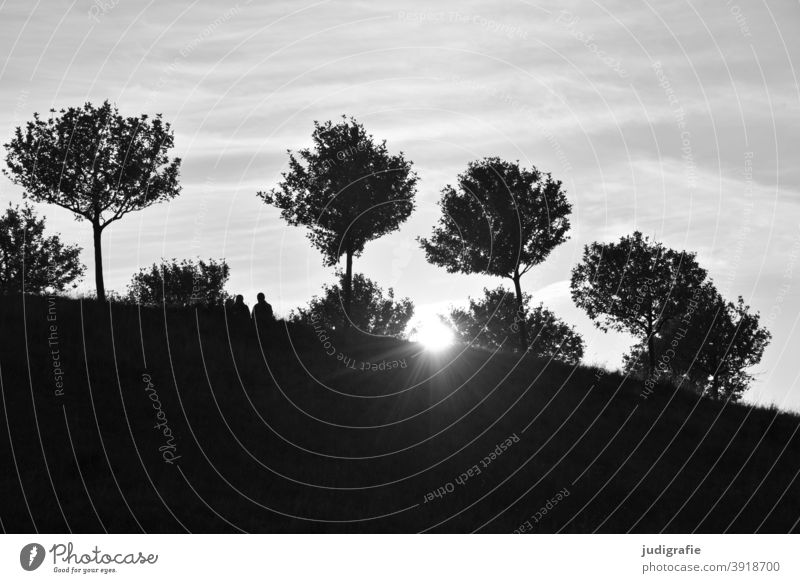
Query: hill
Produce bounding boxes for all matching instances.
[0,294,798,533]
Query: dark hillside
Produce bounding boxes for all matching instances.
[1,295,798,533]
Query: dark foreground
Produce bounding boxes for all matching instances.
[1,295,798,533]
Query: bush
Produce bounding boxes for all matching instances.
[127,258,230,307]
[291,272,414,336]
[449,286,584,363]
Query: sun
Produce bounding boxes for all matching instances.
[410,318,455,351]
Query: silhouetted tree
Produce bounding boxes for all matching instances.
[127,258,229,307]
[0,203,84,294]
[622,281,770,401]
[571,231,707,377]
[4,101,182,302]
[449,286,584,363]
[292,272,414,337]
[258,117,417,321]
[419,158,571,349]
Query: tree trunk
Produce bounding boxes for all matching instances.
[647,331,656,378]
[343,250,353,327]
[512,273,527,351]
[93,222,106,302]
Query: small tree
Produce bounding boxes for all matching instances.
[419,158,572,349]
[449,286,584,363]
[622,281,770,401]
[127,258,230,307]
[0,203,84,294]
[4,100,182,301]
[571,231,707,376]
[258,117,417,320]
[292,272,414,337]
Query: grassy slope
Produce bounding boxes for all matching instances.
[0,294,798,533]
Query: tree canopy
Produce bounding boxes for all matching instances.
[449,286,584,363]
[420,157,572,348]
[3,100,182,301]
[570,231,708,376]
[623,281,770,401]
[0,203,84,295]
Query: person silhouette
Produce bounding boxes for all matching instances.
[231,294,250,321]
[252,292,274,324]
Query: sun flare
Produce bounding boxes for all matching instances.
[410,318,455,351]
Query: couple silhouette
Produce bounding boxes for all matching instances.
[228,292,274,323]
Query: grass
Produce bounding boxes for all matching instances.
[1,293,798,533]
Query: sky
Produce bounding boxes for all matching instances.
[1,0,798,409]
